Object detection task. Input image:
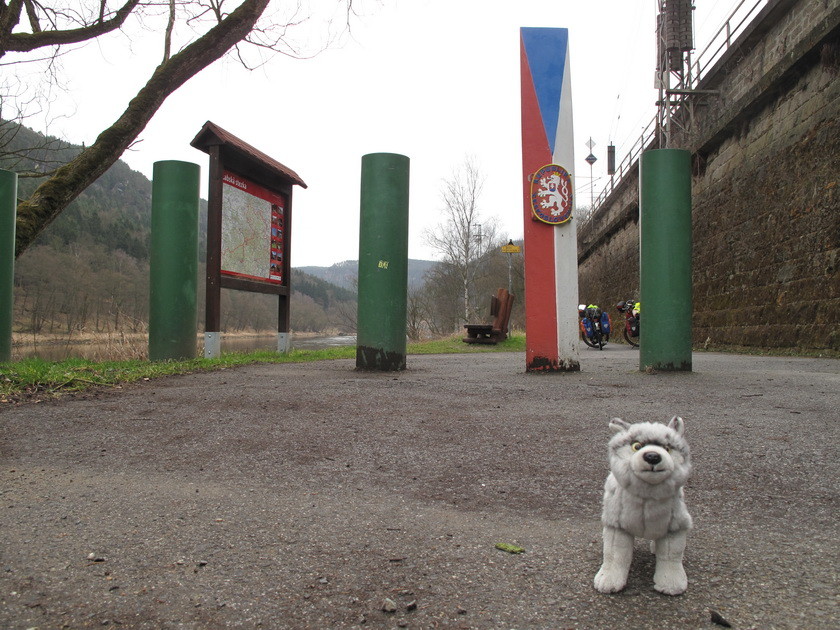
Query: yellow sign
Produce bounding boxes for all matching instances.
[501,244,521,254]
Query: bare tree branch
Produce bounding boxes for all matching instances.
[0,0,141,57]
[0,0,26,48]
[5,0,360,257]
[23,0,41,33]
[163,0,174,62]
[14,0,271,256]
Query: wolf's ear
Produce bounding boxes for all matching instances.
[609,418,630,433]
[668,416,685,435]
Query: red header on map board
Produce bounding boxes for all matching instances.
[222,171,286,206]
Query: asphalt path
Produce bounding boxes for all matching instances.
[1,346,838,629]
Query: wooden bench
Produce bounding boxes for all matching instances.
[463,288,515,344]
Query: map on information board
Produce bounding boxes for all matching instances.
[221,170,286,284]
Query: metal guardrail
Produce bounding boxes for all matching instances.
[690,0,769,83]
[578,116,657,227]
[580,0,769,228]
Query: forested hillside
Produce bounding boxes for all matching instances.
[7,124,153,260]
[3,123,357,335]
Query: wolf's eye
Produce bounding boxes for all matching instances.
[631,442,643,452]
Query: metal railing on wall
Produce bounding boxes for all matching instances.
[579,0,769,230]
[690,0,769,82]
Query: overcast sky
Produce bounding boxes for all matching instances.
[30,0,751,267]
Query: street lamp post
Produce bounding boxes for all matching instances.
[585,137,597,211]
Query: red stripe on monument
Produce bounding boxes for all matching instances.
[520,36,558,367]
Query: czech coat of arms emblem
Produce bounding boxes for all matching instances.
[530,164,573,224]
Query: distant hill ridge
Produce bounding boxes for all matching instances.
[298,259,438,291]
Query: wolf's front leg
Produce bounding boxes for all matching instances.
[594,526,634,593]
[653,530,688,595]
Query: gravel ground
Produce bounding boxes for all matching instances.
[1,346,838,629]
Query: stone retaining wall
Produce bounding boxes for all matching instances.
[578,0,839,350]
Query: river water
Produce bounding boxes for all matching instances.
[11,334,357,361]
[227,334,357,353]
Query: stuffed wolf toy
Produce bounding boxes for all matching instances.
[594,416,693,595]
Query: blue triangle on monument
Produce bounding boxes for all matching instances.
[521,27,568,156]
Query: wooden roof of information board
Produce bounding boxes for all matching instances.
[190,121,307,189]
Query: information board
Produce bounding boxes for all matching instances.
[221,170,286,284]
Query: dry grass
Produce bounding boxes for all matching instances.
[9,330,341,362]
[12,332,149,361]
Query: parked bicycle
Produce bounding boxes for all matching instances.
[578,304,611,350]
[616,299,640,347]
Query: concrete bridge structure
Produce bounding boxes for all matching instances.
[577,0,839,351]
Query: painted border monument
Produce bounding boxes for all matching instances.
[520,27,580,372]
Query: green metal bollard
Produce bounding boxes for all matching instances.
[0,169,17,362]
[149,161,200,361]
[356,153,410,371]
[639,148,693,372]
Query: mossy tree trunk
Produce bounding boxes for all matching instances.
[12,0,270,258]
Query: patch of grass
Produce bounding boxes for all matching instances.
[408,332,525,355]
[0,335,524,403]
[0,348,349,402]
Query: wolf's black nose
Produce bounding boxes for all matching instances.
[643,452,662,465]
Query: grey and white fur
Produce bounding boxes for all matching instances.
[593,416,693,595]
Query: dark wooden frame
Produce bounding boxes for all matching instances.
[191,122,306,344]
